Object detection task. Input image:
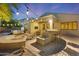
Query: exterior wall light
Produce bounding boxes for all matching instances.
[48,19,53,30]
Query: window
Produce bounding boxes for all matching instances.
[60,23,65,29]
[68,22,73,30]
[60,21,78,30]
[43,24,45,30]
[65,23,68,30]
[34,26,38,29]
[72,22,77,30]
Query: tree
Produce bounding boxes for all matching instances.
[0,4,12,22]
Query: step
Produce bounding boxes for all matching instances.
[64,45,79,56]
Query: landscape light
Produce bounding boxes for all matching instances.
[3,24,5,26]
[11,24,13,26]
[7,24,9,26]
[15,24,16,26]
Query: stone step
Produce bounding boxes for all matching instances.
[67,45,79,53]
[64,44,79,56]
[52,50,69,56]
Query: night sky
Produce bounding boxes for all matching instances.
[10,3,79,20]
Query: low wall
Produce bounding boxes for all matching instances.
[0,35,26,49]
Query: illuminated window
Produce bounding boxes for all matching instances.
[60,21,78,30]
[64,23,68,30]
[72,22,77,30]
[68,22,73,30]
[60,23,65,30]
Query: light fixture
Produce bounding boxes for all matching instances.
[7,24,9,26]
[48,19,52,24]
[11,24,13,26]
[16,12,19,15]
[3,24,5,26]
[15,24,16,26]
[26,6,29,15]
[36,18,38,20]
[26,11,29,15]
[48,19,53,30]
[27,18,29,20]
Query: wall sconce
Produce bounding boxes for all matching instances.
[48,19,53,30]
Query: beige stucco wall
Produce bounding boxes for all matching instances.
[30,20,39,34]
[29,14,79,36]
[56,14,79,36]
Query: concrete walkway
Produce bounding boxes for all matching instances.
[60,34,79,45]
[59,34,79,56]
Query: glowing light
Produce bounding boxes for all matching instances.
[15,24,16,26]
[3,24,5,26]
[11,24,13,26]
[27,18,29,20]
[7,24,9,26]
[26,11,29,15]
[36,18,38,19]
[16,12,19,15]
[48,19,53,29]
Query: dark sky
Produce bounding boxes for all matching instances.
[10,3,79,20]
